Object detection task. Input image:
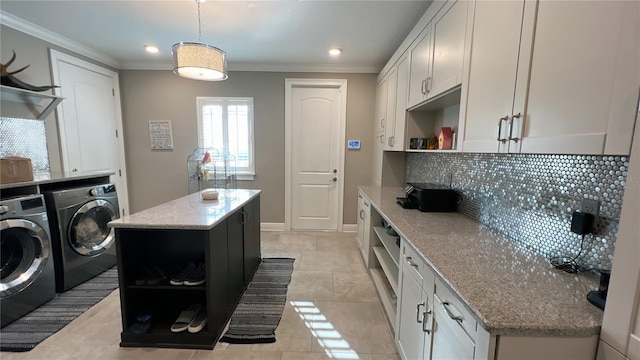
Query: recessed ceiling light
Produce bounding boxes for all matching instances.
[144,45,159,54]
[329,48,342,56]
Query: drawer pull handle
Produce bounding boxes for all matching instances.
[406,256,419,268]
[416,302,425,323]
[442,301,464,323]
[422,309,432,334]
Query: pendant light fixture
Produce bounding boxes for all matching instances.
[172,0,228,81]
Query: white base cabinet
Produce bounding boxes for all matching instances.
[356,191,372,267]
[357,189,601,360]
[397,242,435,360]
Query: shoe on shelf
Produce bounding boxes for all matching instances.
[184,262,206,286]
[170,262,196,285]
[170,304,201,333]
[134,267,152,285]
[145,266,166,286]
[188,307,207,333]
[129,308,156,334]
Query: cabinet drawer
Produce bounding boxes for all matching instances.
[435,277,477,341]
[401,242,425,283]
[401,242,436,293]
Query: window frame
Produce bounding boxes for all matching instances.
[196,96,255,180]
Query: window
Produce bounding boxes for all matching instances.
[196,97,255,180]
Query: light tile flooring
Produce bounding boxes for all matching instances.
[2,232,399,360]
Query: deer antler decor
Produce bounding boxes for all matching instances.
[1,50,59,92]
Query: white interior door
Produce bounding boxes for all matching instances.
[50,50,129,216]
[285,79,347,231]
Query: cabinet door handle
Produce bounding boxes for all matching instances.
[422,309,432,334]
[416,302,425,323]
[442,301,464,323]
[421,79,427,95]
[379,135,384,144]
[359,209,365,220]
[358,194,363,200]
[364,200,369,207]
[497,116,509,143]
[425,77,432,94]
[508,112,522,143]
[381,118,385,129]
[406,256,419,268]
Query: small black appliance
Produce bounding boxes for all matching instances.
[396,183,458,212]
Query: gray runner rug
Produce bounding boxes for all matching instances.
[0,267,119,352]
[220,258,295,344]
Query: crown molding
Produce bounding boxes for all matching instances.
[119,60,381,74]
[1,11,120,69]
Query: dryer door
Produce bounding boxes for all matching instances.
[0,219,51,297]
[68,199,118,256]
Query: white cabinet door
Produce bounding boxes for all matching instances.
[357,193,365,252]
[462,0,527,153]
[384,66,398,150]
[392,55,410,151]
[371,131,384,186]
[385,54,410,151]
[375,78,388,134]
[357,192,372,266]
[50,50,129,216]
[429,0,469,98]
[520,0,639,155]
[432,294,475,360]
[398,265,428,360]
[408,26,432,109]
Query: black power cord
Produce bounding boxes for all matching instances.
[549,233,594,273]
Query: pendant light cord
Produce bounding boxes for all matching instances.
[197,0,202,43]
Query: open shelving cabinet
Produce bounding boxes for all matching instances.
[367,208,401,336]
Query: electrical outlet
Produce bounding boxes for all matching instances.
[580,199,600,218]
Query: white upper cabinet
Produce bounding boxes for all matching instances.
[463,0,640,155]
[522,0,639,155]
[407,0,469,109]
[385,54,410,151]
[408,25,432,109]
[462,0,530,153]
[375,78,387,135]
[429,0,469,98]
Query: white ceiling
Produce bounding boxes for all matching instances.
[0,0,433,73]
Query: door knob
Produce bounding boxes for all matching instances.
[333,169,337,173]
[330,177,337,182]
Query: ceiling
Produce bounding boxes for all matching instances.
[0,0,432,73]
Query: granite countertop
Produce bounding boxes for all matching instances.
[359,186,603,337]
[108,189,260,230]
[0,170,114,189]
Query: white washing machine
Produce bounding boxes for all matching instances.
[1,194,56,327]
[44,183,120,292]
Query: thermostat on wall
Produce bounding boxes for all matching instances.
[347,140,361,149]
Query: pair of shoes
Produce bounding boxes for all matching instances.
[129,308,156,334]
[170,304,207,333]
[170,262,205,286]
[134,266,166,286]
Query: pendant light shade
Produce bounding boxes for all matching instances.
[172,42,227,81]
[172,0,228,81]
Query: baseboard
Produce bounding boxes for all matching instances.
[260,223,286,231]
[342,224,357,232]
[260,223,358,232]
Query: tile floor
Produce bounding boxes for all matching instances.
[1,232,399,360]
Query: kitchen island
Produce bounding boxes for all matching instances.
[108,189,261,349]
[358,186,602,359]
